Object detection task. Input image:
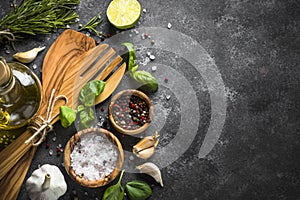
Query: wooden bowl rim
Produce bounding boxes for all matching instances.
[108,89,154,135]
[63,128,124,188]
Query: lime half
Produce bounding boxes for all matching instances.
[107,0,142,29]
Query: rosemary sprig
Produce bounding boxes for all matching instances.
[79,12,104,36]
[0,0,80,44]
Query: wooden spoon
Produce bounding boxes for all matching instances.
[0,29,96,199]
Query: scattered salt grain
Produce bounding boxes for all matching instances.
[32,64,37,70]
[143,8,147,13]
[66,25,71,29]
[165,95,171,100]
[151,40,155,45]
[167,23,172,29]
[52,136,56,142]
[86,32,91,37]
[149,55,156,60]
[129,155,134,161]
[49,149,53,156]
[151,66,157,72]
[146,52,151,57]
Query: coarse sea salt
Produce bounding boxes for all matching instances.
[70,132,119,181]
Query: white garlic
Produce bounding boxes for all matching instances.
[136,162,163,187]
[133,132,159,159]
[13,46,45,63]
[25,164,67,200]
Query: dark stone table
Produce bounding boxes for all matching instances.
[0,0,299,199]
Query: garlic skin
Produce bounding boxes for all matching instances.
[133,132,158,159]
[25,164,67,200]
[136,162,163,187]
[13,46,45,63]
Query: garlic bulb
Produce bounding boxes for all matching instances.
[133,132,158,159]
[136,162,163,187]
[13,46,45,63]
[25,164,67,200]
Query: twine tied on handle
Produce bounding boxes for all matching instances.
[0,30,15,41]
[25,89,68,146]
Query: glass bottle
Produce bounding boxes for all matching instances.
[0,57,42,131]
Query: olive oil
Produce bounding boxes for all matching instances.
[0,58,41,131]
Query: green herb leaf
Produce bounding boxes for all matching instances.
[79,12,104,36]
[102,170,125,200]
[132,70,158,92]
[122,42,136,71]
[59,106,76,128]
[125,180,152,200]
[0,0,80,45]
[79,107,95,129]
[79,80,106,106]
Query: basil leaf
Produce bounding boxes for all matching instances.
[122,42,136,71]
[125,180,152,200]
[79,80,105,106]
[132,70,158,92]
[79,107,95,129]
[59,106,76,128]
[102,170,125,200]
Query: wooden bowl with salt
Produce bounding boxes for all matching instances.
[108,89,154,135]
[64,128,124,188]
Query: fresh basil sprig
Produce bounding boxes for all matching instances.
[125,180,152,200]
[59,80,105,129]
[102,170,125,200]
[122,42,158,92]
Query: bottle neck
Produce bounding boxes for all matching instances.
[0,57,15,96]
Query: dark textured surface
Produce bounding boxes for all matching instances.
[1,0,300,199]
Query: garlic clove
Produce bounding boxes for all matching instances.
[132,132,159,159]
[136,162,163,187]
[13,46,45,63]
[134,146,155,159]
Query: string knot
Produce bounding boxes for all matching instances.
[25,89,68,146]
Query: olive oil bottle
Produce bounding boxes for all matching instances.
[0,57,42,131]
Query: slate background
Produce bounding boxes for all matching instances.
[0,0,299,199]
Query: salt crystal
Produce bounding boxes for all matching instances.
[166,94,171,100]
[167,23,172,29]
[135,30,139,34]
[146,52,151,57]
[143,8,147,13]
[78,24,83,29]
[38,164,41,168]
[149,55,156,60]
[52,136,56,142]
[86,32,91,37]
[151,40,155,45]
[66,25,71,29]
[129,34,132,37]
[151,66,157,72]
[5,50,10,54]
[75,18,80,22]
[49,149,53,156]
[129,155,134,160]
[32,64,37,70]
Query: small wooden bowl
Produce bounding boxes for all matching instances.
[108,89,154,135]
[64,128,124,188]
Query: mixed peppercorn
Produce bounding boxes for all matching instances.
[112,94,150,130]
